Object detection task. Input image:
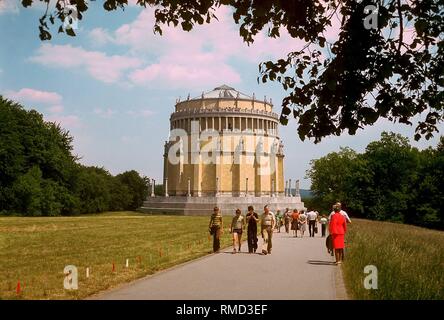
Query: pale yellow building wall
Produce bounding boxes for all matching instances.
[166,92,286,197]
[201,163,216,193]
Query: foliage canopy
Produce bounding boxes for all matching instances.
[23,0,444,142]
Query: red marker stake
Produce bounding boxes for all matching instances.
[16,280,21,295]
[112,262,115,272]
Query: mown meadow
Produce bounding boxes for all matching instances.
[0,212,234,300]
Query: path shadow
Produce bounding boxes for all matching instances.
[307,260,337,266]
[221,251,262,255]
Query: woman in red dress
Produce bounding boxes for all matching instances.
[329,206,347,265]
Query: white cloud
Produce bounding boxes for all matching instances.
[140,109,155,117]
[48,105,64,114]
[88,28,115,47]
[127,108,155,118]
[94,108,117,118]
[84,7,304,90]
[0,0,19,15]
[46,115,81,129]
[5,88,63,105]
[4,88,82,129]
[30,44,143,83]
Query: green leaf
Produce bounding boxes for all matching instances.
[65,27,76,37]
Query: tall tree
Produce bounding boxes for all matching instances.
[116,170,149,210]
[306,147,359,210]
[0,96,149,216]
[23,0,444,142]
[307,131,443,229]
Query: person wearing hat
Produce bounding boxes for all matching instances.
[230,208,245,253]
[208,206,224,253]
[329,205,347,264]
[246,205,259,253]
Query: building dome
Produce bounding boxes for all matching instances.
[192,84,253,100]
[175,84,273,113]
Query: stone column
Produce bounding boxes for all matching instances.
[187,178,191,197]
[151,179,155,197]
[288,178,292,197]
[295,179,300,197]
[285,180,288,197]
[164,178,169,197]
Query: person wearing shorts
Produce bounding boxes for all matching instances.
[230,208,245,253]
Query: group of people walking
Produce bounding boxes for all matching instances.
[208,204,275,255]
[208,202,350,264]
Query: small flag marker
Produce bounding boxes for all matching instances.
[16,280,21,295]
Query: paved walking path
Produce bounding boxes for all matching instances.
[91,231,347,300]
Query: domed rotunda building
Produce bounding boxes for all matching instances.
[141,85,304,215]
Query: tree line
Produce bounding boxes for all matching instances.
[305,132,444,230]
[0,96,149,216]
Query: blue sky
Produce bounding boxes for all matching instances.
[1,1,442,189]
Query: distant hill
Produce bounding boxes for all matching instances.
[300,189,313,198]
[288,189,313,198]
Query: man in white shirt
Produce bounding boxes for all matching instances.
[306,210,318,237]
[260,205,276,255]
[328,202,351,223]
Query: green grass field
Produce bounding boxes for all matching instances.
[2,213,443,300]
[343,219,444,300]
[0,212,236,300]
